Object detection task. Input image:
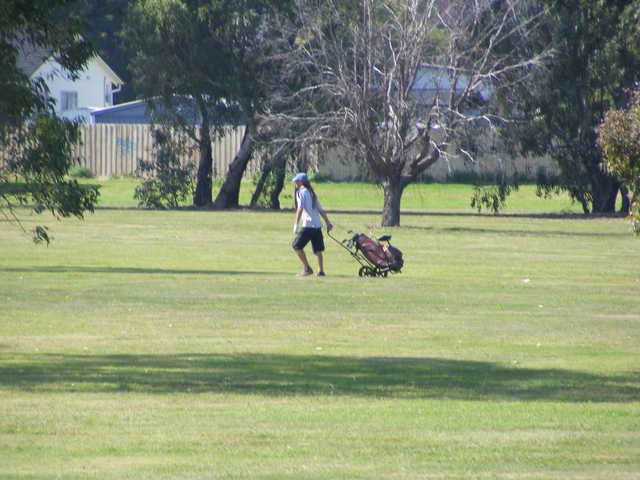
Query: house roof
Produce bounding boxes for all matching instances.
[16,38,124,85]
[93,99,144,114]
[91,97,246,125]
[15,41,52,77]
[91,100,153,124]
[93,55,124,85]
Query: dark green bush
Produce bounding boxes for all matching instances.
[134,130,195,209]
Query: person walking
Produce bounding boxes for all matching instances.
[291,173,333,276]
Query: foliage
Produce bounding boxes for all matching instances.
[0,1,94,128]
[123,0,235,206]
[511,0,640,214]
[252,171,278,208]
[68,166,94,178]
[5,117,98,219]
[0,0,97,243]
[470,179,520,214]
[123,0,291,207]
[1,116,100,244]
[66,0,137,102]
[632,201,640,234]
[251,168,282,208]
[266,0,550,226]
[598,89,640,191]
[134,129,195,209]
[598,88,640,234]
[208,0,298,210]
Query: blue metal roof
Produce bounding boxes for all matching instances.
[91,100,153,124]
[91,97,246,125]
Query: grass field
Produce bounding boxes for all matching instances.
[1,180,639,479]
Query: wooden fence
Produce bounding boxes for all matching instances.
[3,123,557,182]
[74,123,258,179]
[316,147,558,182]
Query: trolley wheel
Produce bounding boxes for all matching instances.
[359,266,375,277]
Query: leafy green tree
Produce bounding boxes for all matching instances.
[124,0,235,206]
[69,0,138,102]
[209,1,297,209]
[514,0,640,215]
[123,0,293,208]
[0,0,98,243]
[598,88,640,234]
[134,129,195,209]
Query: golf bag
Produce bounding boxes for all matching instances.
[329,231,404,277]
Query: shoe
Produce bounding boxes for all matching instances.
[297,268,313,277]
[315,271,326,277]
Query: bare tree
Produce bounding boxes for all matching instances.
[266,0,549,226]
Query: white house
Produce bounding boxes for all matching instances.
[17,42,124,123]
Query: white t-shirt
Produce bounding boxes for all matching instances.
[296,186,323,228]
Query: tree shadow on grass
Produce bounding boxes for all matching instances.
[0,353,637,402]
[0,266,280,276]
[0,266,358,278]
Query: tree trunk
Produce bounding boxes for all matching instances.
[250,143,288,209]
[576,192,590,215]
[619,185,631,214]
[381,178,405,227]
[193,129,213,207]
[250,163,271,208]
[591,176,620,214]
[212,120,254,209]
[268,155,287,210]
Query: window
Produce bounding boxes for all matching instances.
[60,91,78,111]
[104,80,112,105]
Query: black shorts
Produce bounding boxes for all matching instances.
[292,227,325,253]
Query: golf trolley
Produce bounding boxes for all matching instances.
[328,231,403,278]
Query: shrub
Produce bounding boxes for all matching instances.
[134,129,195,209]
[308,171,332,183]
[68,166,94,178]
[598,88,640,234]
